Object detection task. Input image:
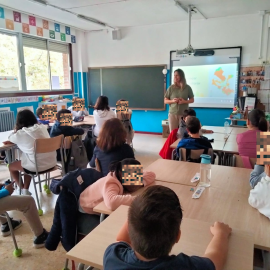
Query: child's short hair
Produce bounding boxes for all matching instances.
[57,109,71,121]
[186,116,200,134]
[36,107,43,117]
[128,185,183,259]
[183,108,196,119]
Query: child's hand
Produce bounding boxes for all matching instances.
[206,130,214,134]
[210,222,232,239]
[265,165,270,177]
[2,141,13,145]
[5,182,15,195]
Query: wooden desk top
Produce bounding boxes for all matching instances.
[230,127,247,135]
[145,159,198,186]
[49,115,95,127]
[223,141,239,154]
[0,130,14,151]
[202,125,233,134]
[93,181,186,216]
[67,205,254,270]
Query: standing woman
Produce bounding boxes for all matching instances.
[164,69,194,132]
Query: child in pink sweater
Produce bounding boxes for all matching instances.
[79,158,156,214]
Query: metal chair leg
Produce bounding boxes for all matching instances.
[4,212,22,257]
[37,174,42,192]
[32,176,43,216]
[100,213,106,223]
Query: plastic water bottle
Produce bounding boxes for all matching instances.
[224,121,229,139]
[199,154,211,187]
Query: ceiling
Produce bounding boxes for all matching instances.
[0,0,270,31]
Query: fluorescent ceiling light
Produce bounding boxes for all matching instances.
[28,0,47,6]
[77,14,106,27]
[175,1,188,13]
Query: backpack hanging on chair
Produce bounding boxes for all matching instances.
[66,136,88,173]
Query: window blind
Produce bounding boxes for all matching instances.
[49,42,69,54]
[22,36,47,50]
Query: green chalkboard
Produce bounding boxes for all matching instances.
[88,65,166,110]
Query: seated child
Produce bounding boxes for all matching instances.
[0,181,48,248]
[176,116,212,158]
[68,105,89,118]
[79,158,155,213]
[104,185,232,270]
[8,109,57,195]
[249,164,268,188]
[249,164,270,219]
[50,109,84,138]
[178,108,213,139]
[36,107,54,125]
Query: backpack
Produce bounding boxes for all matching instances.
[66,136,88,172]
[122,119,134,145]
[83,125,97,161]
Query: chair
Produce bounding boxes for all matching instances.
[178,148,214,164]
[0,212,22,257]
[19,135,65,216]
[232,154,256,169]
[95,158,101,172]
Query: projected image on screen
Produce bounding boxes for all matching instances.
[170,47,241,108]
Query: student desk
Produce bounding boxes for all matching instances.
[230,127,247,135]
[0,130,16,164]
[93,181,185,216]
[202,125,233,134]
[49,115,95,127]
[67,205,254,270]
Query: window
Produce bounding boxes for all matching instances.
[0,30,72,95]
[0,32,21,91]
[23,36,50,90]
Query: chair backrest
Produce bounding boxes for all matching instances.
[35,135,64,154]
[64,136,72,150]
[233,155,256,169]
[179,148,213,163]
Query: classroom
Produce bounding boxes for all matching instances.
[0,0,270,269]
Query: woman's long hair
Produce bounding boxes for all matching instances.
[174,69,186,89]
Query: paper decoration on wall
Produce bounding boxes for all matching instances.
[61,33,66,41]
[22,23,30,34]
[65,26,70,35]
[43,19,49,29]
[6,19,14,30]
[13,11,21,23]
[29,16,36,26]
[0,76,19,90]
[0,6,75,43]
[49,30,55,39]
[37,27,43,37]
[0,96,38,105]
[55,23,60,32]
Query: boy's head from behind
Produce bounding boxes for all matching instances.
[128,185,183,259]
[36,107,43,118]
[57,109,71,122]
[186,116,201,135]
[183,108,196,122]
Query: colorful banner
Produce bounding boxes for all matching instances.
[0,96,39,105]
[0,6,76,43]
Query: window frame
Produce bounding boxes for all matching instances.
[0,29,73,97]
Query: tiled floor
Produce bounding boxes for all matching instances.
[0,133,166,270]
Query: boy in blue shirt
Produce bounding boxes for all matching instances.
[104,185,232,270]
[36,107,53,125]
[176,116,212,157]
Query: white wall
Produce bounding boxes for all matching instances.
[86,14,270,67]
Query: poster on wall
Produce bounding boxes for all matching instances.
[0,76,19,91]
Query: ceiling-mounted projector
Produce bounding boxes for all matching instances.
[176,4,195,55]
[176,44,195,56]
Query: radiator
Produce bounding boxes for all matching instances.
[0,111,15,132]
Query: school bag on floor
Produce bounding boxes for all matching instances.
[65,136,88,172]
